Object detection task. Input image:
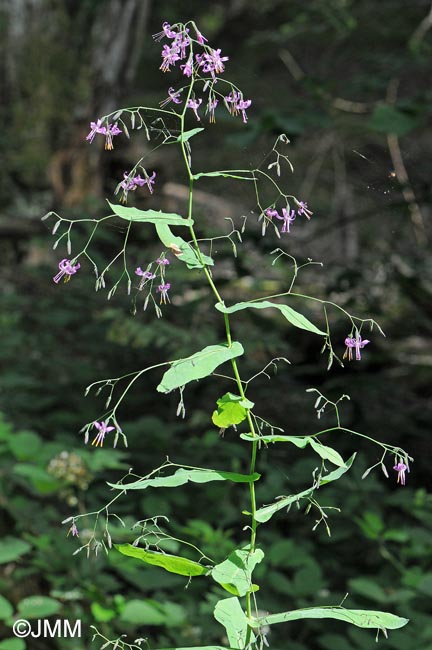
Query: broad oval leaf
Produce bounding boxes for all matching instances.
[215,301,325,336]
[155,222,214,269]
[17,596,61,619]
[0,537,31,564]
[115,544,209,577]
[250,606,409,631]
[212,393,252,428]
[309,439,347,468]
[108,467,260,491]
[255,454,356,523]
[214,596,252,649]
[108,201,193,226]
[157,343,244,393]
[212,547,264,597]
[0,595,13,620]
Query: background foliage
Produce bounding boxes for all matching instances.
[0,1,431,649]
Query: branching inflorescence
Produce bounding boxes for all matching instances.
[44,20,412,650]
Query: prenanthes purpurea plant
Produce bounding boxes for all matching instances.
[44,20,412,650]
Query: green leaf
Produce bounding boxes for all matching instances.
[108,201,193,226]
[250,606,409,631]
[175,127,205,142]
[214,596,252,649]
[155,222,214,269]
[309,439,347,468]
[14,464,60,493]
[157,342,244,393]
[193,170,254,181]
[0,639,26,650]
[348,578,389,604]
[241,433,312,448]
[215,301,325,336]
[212,547,264,596]
[8,432,42,461]
[0,595,13,620]
[120,599,166,626]
[115,544,209,577]
[0,537,31,564]
[108,467,260,490]
[17,596,61,619]
[90,602,116,622]
[212,393,252,428]
[367,105,419,137]
[255,454,356,523]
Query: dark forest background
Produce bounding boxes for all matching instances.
[0,1,431,649]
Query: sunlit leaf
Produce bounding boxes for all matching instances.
[212,393,252,428]
[107,201,193,226]
[214,596,252,649]
[157,343,244,393]
[155,222,214,269]
[115,544,209,577]
[309,439,346,468]
[250,606,409,631]
[108,467,260,490]
[255,454,356,523]
[193,170,254,181]
[215,301,325,335]
[17,596,61,619]
[212,547,264,596]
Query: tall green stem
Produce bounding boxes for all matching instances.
[179,107,258,642]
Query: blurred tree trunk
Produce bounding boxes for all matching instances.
[1,0,151,208]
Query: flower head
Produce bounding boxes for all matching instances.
[153,22,178,41]
[201,48,229,77]
[343,335,370,361]
[187,98,202,121]
[393,461,407,486]
[160,86,183,108]
[104,122,122,150]
[135,267,156,280]
[276,207,296,234]
[156,257,170,266]
[157,282,171,304]
[53,259,81,284]
[160,43,181,72]
[91,421,115,447]
[296,200,313,219]
[86,119,106,143]
[207,96,219,123]
[67,522,79,537]
[180,55,194,77]
[235,98,252,123]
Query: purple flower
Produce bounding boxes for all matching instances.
[180,56,194,77]
[91,421,115,447]
[120,172,136,192]
[160,86,183,108]
[194,27,208,45]
[275,207,296,234]
[187,98,202,121]
[104,122,122,150]
[153,22,178,41]
[160,44,181,72]
[202,48,229,77]
[156,257,170,266]
[343,335,370,361]
[296,200,313,219]
[143,170,156,194]
[207,97,219,123]
[86,119,106,143]
[67,522,79,537]
[135,267,156,280]
[235,98,252,123]
[393,462,407,486]
[224,90,241,115]
[120,170,156,199]
[53,259,81,284]
[157,282,171,304]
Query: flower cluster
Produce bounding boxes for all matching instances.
[343,334,370,361]
[118,169,156,203]
[86,119,122,150]
[262,201,313,236]
[135,255,171,307]
[53,258,80,284]
[155,21,252,124]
